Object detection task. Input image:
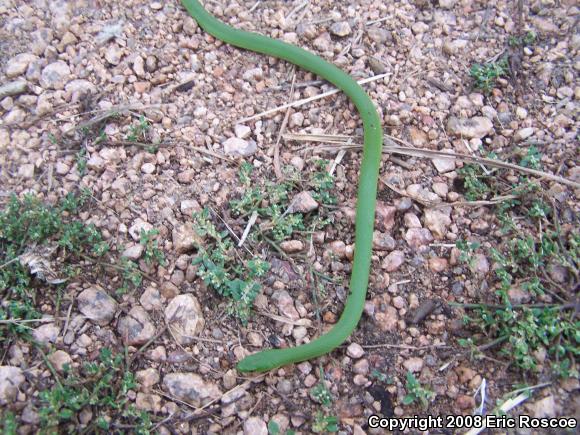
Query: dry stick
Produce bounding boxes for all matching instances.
[238,210,258,248]
[237,72,390,123]
[273,69,297,179]
[284,134,580,189]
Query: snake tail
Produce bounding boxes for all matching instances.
[181,0,383,372]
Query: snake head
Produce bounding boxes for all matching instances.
[236,350,281,373]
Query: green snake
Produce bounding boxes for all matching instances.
[181,0,382,372]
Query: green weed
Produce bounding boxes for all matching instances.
[470,57,509,93]
[191,208,269,323]
[139,228,166,267]
[465,306,579,377]
[310,371,339,433]
[268,420,296,435]
[402,372,435,409]
[0,193,108,340]
[231,161,334,241]
[39,348,152,434]
[126,115,150,143]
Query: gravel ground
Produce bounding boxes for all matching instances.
[0,0,579,434]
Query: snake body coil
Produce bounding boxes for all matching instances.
[181,0,383,372]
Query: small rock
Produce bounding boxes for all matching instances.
[382,250,405,272]
[48,350,72,372]
[375,202,396,231]
[105,45,123,65]
[164,294,205,345]
[280,240,304,253]
[140,287,163,311]
[118,306,156,345]
[424,209,451,239]
[129,220,153,241]
[55,162,70,175]
[243,417,268,435]
[330,22,351,37]
[18,163,35,178]
[172,224,200,254]
[32,323,60,344]
[367,27,390,44]
[234,124,251,139]
[375,306,398,331]
[0,80,28,99]
[532,17,559,34]
[77,287,118,325]
[470,254,489,274]
[86,155,105,171]
[428,258,448,272]
[439,0,456,9]
[432,151,456,173]
[514,127,534,142]
[223,137,257,156]
[40,61,71,90]
[288,191,318,213]
[160,282,179,299]
[346,343,365,359]
[272,290,300,320]
[163,373,221,407]
[122,244,144,260]
[373,231,396,251]
[405,228,434,249]
[0,366,25,405]
[5,53,37,78]
[403,213,422,229]
[447,116,493,139]
[21,404,40,425]
[433,183,449,198]
[136,368,160,389]
[141,162,156,174]
[456,394,475,410]
[529,396,558,418]
[403,357,424,372]
[135,393,162,412]
[180,199,201,215]
[177,169,195,184]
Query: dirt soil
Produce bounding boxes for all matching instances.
[0,0,578,434]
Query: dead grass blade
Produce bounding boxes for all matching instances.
[283,133,580,189]
[238,72,390,123]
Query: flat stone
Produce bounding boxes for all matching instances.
[163,373,221,407]
[447,116,493,139]
[117,306,156,345]
[164,294,205,345]
[77,287,118,326]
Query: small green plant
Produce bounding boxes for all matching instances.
[116,257,143,295]
[457,164,491,201]
[268,420,296,435]
[191,208,269,323]
[508,31,537,47]
[470,57,509,92]
[0,193,108,341]
[231,161,334,241]
[1,411,17,435]
[402,372,435,409]
[456,239,481,268]
[139,228,166,266]
[309,371,339,433]
[465,306,579,378]
[312,412,339,434]
[39,348,152,434]
[126,115,150,142]
[76,148,87,176]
